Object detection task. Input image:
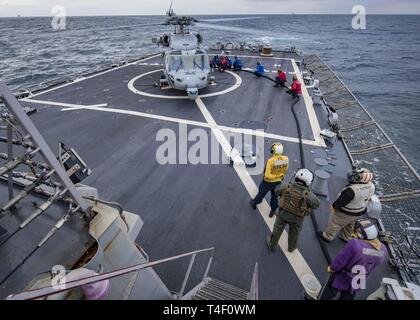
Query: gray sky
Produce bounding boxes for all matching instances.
[1,0,420,17]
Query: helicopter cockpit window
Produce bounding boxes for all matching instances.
[168,55,183,72]
[168,54,209,72]
[193,55,205,70]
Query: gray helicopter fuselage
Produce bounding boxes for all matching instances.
[163,33,210,98]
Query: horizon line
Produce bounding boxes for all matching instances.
[1,13,420,18]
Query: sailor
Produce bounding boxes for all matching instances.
[254,61,265,77]
[250,143,289,217]
[219,55,229,72]
[233,56,243,71]
[210,55,220,69]
[227,56,233,69]
[321,168,375,242]
[286,75,302,98]
[273,67,287,87]
[321,219,387,300]
[266,169,320,253]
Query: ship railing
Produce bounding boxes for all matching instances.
[305,54,420,181]
[395,226,420,284]
[6,247,215,300]
[304,54,420,284]
[247,262,259,300]
[177,247,214,299]
[404,227,420,268]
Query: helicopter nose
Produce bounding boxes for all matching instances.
[183,76,197,88]
[187,88,198,99]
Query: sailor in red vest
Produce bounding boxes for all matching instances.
[219,55,229,72]
[286,75,302,99]
[274,67,287,87]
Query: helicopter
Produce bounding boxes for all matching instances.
[152,2,211,99]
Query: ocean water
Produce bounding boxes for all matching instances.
[1,15,419,171]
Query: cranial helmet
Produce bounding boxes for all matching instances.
[294,169,314,187]
[354,219,378,240]
[271,143,284,155]
[349,167,373,184]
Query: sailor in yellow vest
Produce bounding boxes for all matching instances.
[266,169,320,252]
[250,143,289,217]
[320,168,376,242]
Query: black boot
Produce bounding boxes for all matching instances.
[250,199,257,210]
[269,209,276,218]
[266,235,275,252]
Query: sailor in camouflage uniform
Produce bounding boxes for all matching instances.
[267,169,320,252]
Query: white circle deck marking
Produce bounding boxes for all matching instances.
[127,69,242,100]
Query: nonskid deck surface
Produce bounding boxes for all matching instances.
[1,50,397,299]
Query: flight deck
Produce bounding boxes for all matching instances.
[0,49,402,299]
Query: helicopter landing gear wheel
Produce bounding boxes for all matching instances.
[159,77,169,89]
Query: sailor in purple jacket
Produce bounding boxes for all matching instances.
[325,219,387,300]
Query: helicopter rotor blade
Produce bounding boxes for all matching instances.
[85,22,168,32]
[21,22,168,41]
[199,16,265,23]
[196,22,270,37]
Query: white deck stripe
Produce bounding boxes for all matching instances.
[22,98,211,127]
[219,126,321,147]
[28,54,162,98]
[20,99,107,109]
[195,97,321,298]
[290,59,325,147]
[21,99,322,147]
[127,69,242,99]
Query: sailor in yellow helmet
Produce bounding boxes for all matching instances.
[250,143,289,217]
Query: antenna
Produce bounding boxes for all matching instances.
[166,0,175,17]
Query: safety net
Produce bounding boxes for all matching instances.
[304,54,420,284]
